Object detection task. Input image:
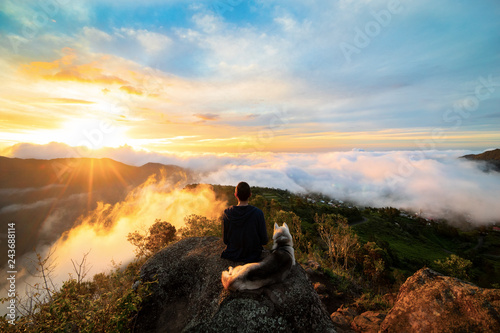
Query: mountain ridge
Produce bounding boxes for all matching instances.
[461,149,500,172]
[0,156,186,189]
[461,148,500,161]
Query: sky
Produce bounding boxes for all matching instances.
[1,0,499,154]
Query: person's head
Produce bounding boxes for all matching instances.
[235,181,251,202]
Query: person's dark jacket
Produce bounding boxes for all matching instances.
[221,205,268,263]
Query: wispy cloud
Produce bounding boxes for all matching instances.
[40,98,95,104]
[119,85,143,95]
[194,113,220,121]
[20,48,129,85]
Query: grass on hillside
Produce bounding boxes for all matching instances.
[208,184,500,288]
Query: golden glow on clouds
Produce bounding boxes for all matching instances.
[0,46,497,154]
[26,175,227,292]
[20,48,128,85]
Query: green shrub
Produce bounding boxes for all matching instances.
[433,254,473,280]
[0,265,152,332]
[179,214,222,238]
[127,219,177,259]
[353,292,391,312]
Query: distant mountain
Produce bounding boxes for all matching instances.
[461,149,500,172]
[0,156,186,189]
[462,149,500,161]
[0,156,191,268]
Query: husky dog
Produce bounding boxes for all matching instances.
[221,223,295,291]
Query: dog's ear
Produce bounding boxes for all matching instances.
[274,223,279,231]
[283,222,289,230]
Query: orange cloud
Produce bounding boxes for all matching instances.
[120,85,143,95]
[20,48,128,85]
[42,98,95,104]
[194,113,220,121]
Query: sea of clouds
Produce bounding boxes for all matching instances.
[5,142,500,225]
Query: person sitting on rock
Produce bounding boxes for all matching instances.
[221,181,268,263]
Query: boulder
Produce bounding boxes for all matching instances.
[330,306,358,332]
[330,311,351,328]
[380,268,500,332]
[132,237,336,333]
[351,311,385,332]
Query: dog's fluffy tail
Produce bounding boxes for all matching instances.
[221,267,234,290]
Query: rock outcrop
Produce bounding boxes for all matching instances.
[132,237,336,333]
[380,268,500,332]
[330,306,357,333]
[330,307,386,333]
[351,311,385,333]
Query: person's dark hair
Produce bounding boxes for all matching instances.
[236,182,251,202]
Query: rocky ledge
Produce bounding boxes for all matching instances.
[330,267,500,332]
[132,237,336,333]
[380,267,500,332]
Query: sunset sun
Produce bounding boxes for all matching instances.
[57,118,129,150]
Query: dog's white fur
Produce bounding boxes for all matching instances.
[221,223,295,291]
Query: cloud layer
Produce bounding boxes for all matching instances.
[202,150,500,224]
[5,142,500,224]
